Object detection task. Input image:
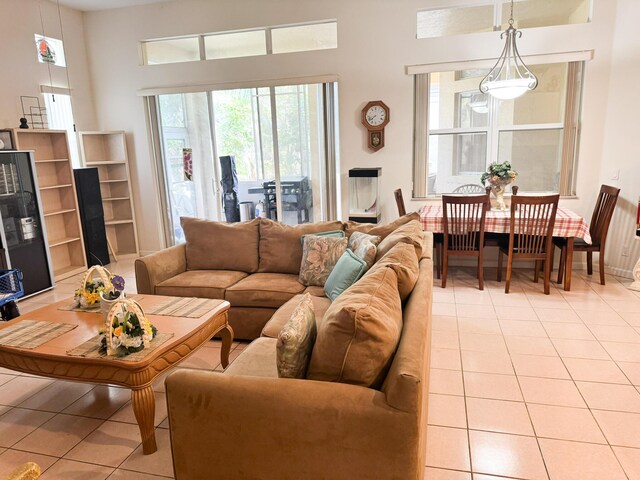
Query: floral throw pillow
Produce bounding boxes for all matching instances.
[348,231,382,268]
[277,293,317,379]
[299,235,348,286]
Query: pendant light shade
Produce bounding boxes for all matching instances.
[479,1,538,100]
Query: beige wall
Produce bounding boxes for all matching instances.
[0,0,96,131]
[73,0,633,276]
[596,0,640,277]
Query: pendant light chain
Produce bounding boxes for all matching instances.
[508,0,515,26]
[38,1,55,103]
[56,0,76,131]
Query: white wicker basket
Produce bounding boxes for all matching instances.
[104,297,153,356]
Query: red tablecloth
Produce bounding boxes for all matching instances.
[419,205,592,244]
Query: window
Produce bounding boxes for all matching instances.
[271,22,338,54]
[204,30,266,60]
[43,92,80,167]
[141,20,337,65]
[142,37,200,65]
[417,0,590,39]
[414,61,584,196]
[34,34,66,67]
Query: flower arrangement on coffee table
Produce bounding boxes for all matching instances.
[73,266,126,310]
[100,298,158,357]
[481,161,518,211]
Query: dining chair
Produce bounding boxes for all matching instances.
[452,184,485,194]
[442,194,489,290]
[497,194,560,294]
[554,184,620,285]
[395,188,444,279]
[393,189,406,216]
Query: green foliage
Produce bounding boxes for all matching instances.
[481,161,518,185]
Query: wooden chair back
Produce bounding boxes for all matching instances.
[394,189,407,217]
[453,184,485,194]
[442,194,489,252]
[509,195,560,256]
[589,185,620,246]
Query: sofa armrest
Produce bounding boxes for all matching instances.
[165,369,423,480]
[135,244,187,294]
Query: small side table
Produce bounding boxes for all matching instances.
[629,237,640,292]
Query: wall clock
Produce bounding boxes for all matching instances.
[361,101,390,152]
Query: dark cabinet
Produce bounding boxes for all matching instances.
[0,151,54,296]
[74,168,109,266]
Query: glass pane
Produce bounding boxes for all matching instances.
[212,89,261,181]
[498,129,563,192]
[34,35,66,67]
[43,93,80,168]
[143,37,200,65]
[275,84,323,224]
[498,63,568,126]
[271,22,337,54]
[429,71,490,130]
[428,133,487,194]
[204,30,266,60]
[157,92,217,243]
[502,0,590,29]
[417,5,494,38]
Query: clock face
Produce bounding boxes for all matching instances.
[365,105,386,127]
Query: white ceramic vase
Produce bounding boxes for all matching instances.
[100,291,124,323]
[490,179,513,211]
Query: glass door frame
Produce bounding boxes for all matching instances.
[147,80,339,248]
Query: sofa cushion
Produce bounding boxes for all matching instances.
[224,337,278,378]
[307,266,403,388]
[344,212,420,239]
[303,286,326,297]
[348,231,381,268]
[375,220,424,262]
[261,293,332,339]
[298,235,347,287]
[323,249,368,301]
[276,294,317,379]
[155,270,248,299]
[366,242,419,301]
[225,273,305,309]
[299,230,345,244]
[181,217,260,273]
[258,219,345,274]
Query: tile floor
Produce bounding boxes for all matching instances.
[4,258,640,479]
[427,266,640,480]
[1,258,246,479]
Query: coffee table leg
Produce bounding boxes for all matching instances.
[132,385,157,454]
[220,324,234,369]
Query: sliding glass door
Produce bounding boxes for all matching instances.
[155,82,336,245]
[156,92,218,243]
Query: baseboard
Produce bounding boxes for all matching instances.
[444,257,633,280]
[605,266,633,280]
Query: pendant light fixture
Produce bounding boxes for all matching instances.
[479,0,538,100]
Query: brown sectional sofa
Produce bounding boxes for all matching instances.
[164,229,433,479]
[136,215,433,479]
[135,215,419,339]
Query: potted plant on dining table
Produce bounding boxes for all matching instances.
[481,161,518,211]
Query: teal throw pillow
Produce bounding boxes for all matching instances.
[299,230,345,245]
[324,249,368,301]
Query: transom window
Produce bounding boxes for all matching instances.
[417,0,591,39]
[141,20,337,65]
[413,61,584,197]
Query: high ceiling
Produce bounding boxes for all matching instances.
[51,0,173,12]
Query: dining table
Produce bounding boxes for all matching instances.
[419,205,592,291]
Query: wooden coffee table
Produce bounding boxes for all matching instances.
[0,295,232,454]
